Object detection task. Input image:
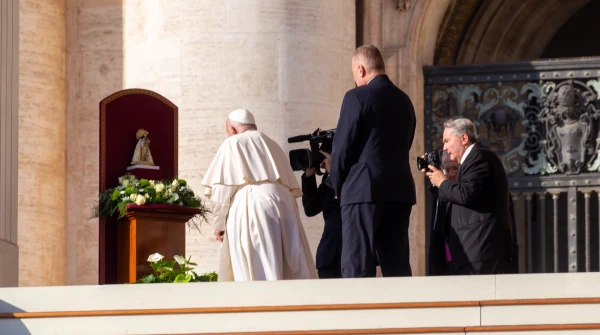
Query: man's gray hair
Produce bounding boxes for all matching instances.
[353,45,385,73]
[444,118,478,143]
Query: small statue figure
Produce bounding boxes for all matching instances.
[131,129,154,166]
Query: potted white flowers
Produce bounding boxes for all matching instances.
[136,253,217,283]
[93,173,213,283]
[92,173,210,229]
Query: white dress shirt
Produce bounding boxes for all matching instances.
[460,143,475,165]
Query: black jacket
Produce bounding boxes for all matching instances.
[438,143,513,268]
[331,75,416,206]
[301,173,342,270]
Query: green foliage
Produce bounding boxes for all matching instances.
[135,253,218,284]
[91,173,211,230]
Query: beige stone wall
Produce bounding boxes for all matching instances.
[65,0,124,285]
[122,0,356,274]
[57,0,355,283]
[18,0,67,286]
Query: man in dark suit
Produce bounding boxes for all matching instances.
[330,45,416,278]
[426,118,513,275]
[301,151,342,279]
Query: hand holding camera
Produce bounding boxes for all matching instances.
[417,150,441,172]
[305,167,317,177]
[304,150,331,177]
[417,150,447,188]
[289,128,335,175]
[425,165,447,188]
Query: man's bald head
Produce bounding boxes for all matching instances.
[351,45,386,87]
[353,45,385,73]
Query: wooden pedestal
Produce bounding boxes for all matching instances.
[117,209,194,284]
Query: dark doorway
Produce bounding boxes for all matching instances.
[541,0,600,59]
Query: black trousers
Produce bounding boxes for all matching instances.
[340,202,412,278]
[453,258,507,275]
[317,257,342,279]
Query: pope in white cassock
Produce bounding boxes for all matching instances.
[201,109,318,281]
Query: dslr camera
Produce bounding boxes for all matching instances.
[287,128,335,175]
[416,150,441,172]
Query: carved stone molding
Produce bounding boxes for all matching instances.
[540,80,600,175]
[434,0,482,65]
[434,0,593,65]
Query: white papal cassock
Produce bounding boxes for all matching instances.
[201,130,317,281]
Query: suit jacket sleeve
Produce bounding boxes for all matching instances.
[331,91,362,197]
[438,155,488,206]
[301,173,322,217]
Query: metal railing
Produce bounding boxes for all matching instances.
[510,174,600,273]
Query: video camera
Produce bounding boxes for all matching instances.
[287,128,336,174]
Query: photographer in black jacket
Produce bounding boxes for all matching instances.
[301,150,343,278]
[427,150,519,275]
[425,118,513,275]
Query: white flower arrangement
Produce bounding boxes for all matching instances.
[92,173,210,228]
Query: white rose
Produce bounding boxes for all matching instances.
[145,193,150,199]
[121,179,130,187]
[155,183,165,192]
[130,194,137,202]
[149,180,155,186]
[147,253,164,262]
[135,194,146,205]
[172,180,179,187]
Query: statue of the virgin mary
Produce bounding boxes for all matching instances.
[131,129,154,166]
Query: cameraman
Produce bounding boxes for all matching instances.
[301,150,343,279]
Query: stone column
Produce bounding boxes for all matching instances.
[18,0,67,286]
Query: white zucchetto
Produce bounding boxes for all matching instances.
[228,109,256,125]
